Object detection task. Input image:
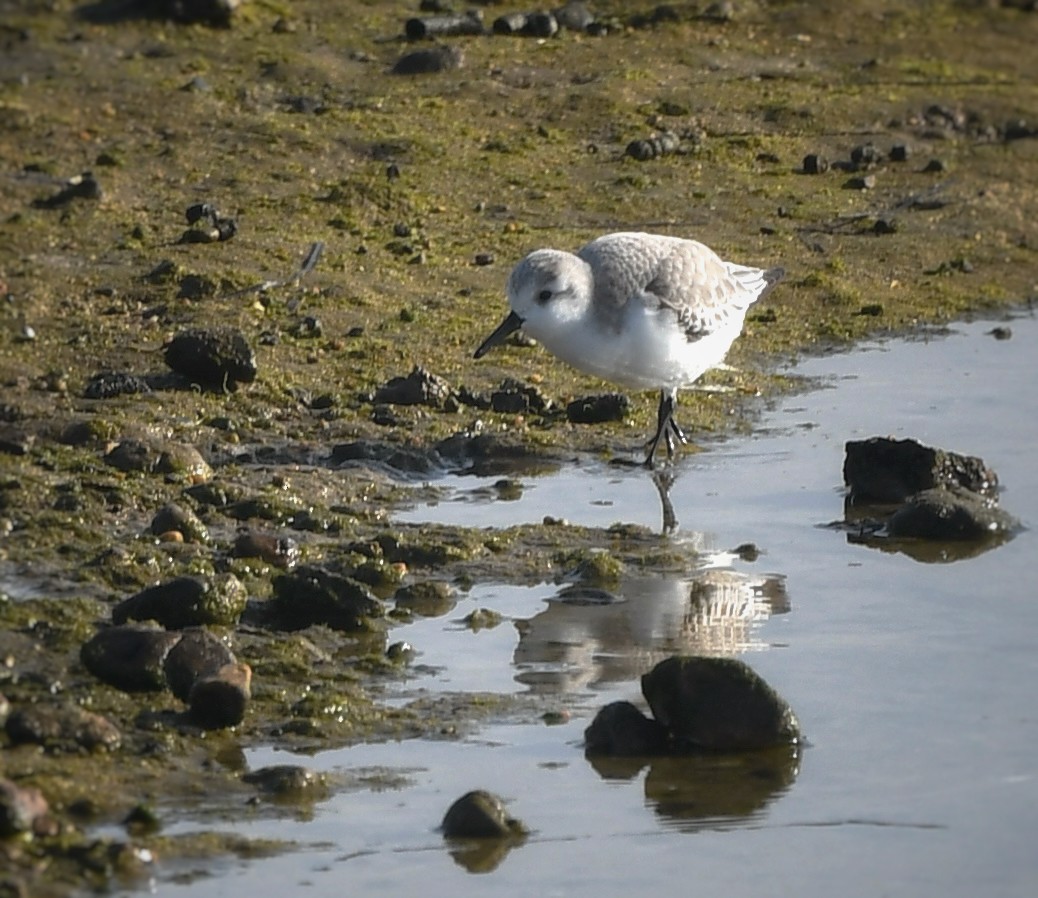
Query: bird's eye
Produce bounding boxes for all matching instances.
[537,289,552,304]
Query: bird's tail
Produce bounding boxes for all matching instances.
[727,263,785,306]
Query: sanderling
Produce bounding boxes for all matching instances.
[474,231,783,466]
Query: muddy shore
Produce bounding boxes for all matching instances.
[1,0,1036,892]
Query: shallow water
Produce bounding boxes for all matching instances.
[132,312,1037,897]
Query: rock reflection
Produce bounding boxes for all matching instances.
[587,745,802,830]
[445,835,526,874]
[513,569,789,693]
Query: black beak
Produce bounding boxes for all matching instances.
[474,310,524,359]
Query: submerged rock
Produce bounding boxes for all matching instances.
[887,486,1018,540]
[393,580,456,617]
[441,790,527,839]
[641,656,801,751]
[844,436,997,505]
[242,764,325,797]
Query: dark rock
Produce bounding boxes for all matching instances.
[802,153,829,174]
[441,790,527,839]
[5,704,121,752]
[850,142,883,168]
[489,378,553,415]
[628,5,682,28]
[391,45,463,75]
[232,531,301,568]
[844,174,876,190]
[164,326,257,391]
[393,580,456,617]
[522,11,559,37]
[492,12,530,34]
[155,443,212,483]
[584,700,670,756]
[32,171,102,208]
[329,439,438,475]
[84,371,152,400]
[844,437,998,505]
[889,143,912,162]
[271,565,383,631]
[922,158,947,173]
[554,1,595,31]
[887,486,1018,540]
[0,424,33,456]
[103,439,159,473]
[163,628,237,702]
[0,777,49,837]
[435,431,559,477]
[404,11,485,39]
[625,131,680,161]
[80,625,183,692]
[566,393,630,424]
[641,656,801,751]
[150,502,209,543]
[188,662,251,729]
[113,573,247,630]
[374,366,455,408]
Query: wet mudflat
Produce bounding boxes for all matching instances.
[103,312,1037,897]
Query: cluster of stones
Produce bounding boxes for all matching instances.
[843,436,1018,546]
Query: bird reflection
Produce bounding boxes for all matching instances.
[512,568,789,694]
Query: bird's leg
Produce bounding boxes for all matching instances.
[644,389,686,467]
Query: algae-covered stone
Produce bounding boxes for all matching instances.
[113,573,247,629]
[641,656,800,751]
[150,502,210,543]
[164,326,257,391]
[441,790,527,839]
